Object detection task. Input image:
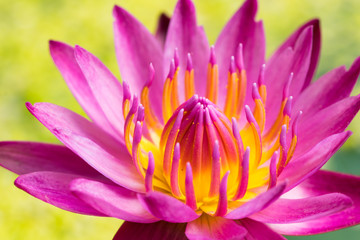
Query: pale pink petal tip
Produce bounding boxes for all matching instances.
[186,53,193,71]
[209,45,216,66]
[229,56,236,74]
[252,83,261,100]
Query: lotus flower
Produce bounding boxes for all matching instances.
[1,0,359,239]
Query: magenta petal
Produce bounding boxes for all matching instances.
[293,57,360,120]
[270,19,320,88]
[250,193,352,223]
[186,214,247,240]
[265,25,313,130]
[280,131,351,191]
[26,102,145,193]
[239,218,286,240]
[70,178,157,223]
[0,141,102,178]
[164,0,210,98]
[225,182,287,219]
[138,191,200,223]
[74,45,124,137]
[113,6,164,121]
[270,170,360,235]
[295,95,360,156]
[15,171,104,216]
[215,0,265,108]
[49,41,114,135]
[114,221,187,240]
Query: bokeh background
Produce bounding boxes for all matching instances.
[0,0,359,239]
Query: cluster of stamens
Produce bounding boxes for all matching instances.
[121,44,301,216]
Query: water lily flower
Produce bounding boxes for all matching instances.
[1,0,360,239]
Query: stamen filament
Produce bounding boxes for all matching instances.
[245,105,262,167]
[206,46,219,103]
[185,53,195,100]
[286,111,302,165]
[252,83,266,133]
[122,80,131,118]
[224,57,237,118]
[170,143,182,197]
[209,140,221,197]
[163,109,184,178]
[233,147,249,200]
[268,151,278,189]
[162,60,175,122]
[132,121,145,177]
[145,152,155,192]
[276,125,288,176]
[185,162,197,210]
[214,171,230,217]
[258,64,267,104]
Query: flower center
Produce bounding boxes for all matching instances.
[122,45,301,215]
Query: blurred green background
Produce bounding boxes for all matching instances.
[0,0,359,239]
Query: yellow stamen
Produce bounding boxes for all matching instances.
[185,69,195,100]
[235,69,247,118]
[162,77,173,122]
[206,63,219,104]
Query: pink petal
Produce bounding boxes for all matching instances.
[186,214,247,240]
[26,102,145,192]
[0,141,102,178]
[113,221,187,240]
[250,193,352,223]
[270,19,320,88]
[265,25,314,130]
[15,171,104,216]
[270,170,360,235]
[215,0,265,108]
[74,45,124,137]
[293,57,360,121]
[280,131,351,191]
[113,6,164,121]
[155,13,170,48]
[138,191,200,223]
[70,178,157,223]
[225,182,287,219]
[239,218,286,240]
[164,0,210,99]
[49,41,114,135]
[295,95,360,157]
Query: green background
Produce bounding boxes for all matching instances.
[0,0,359,239]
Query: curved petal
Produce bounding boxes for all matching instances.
[225,182,287,219]
[186,214,247,240]
[114,221,187,240]
[250,193,352,223]
[0,141,102,178]
[49,41,114,134]
[280,131,351,191]
[138,191,200,223]
[270,19,320,88]
[239,218,286,240]
[26,102,145,193]
[113,6,164,121]
[70,178,157,223]
[293,56,360,120]
[74,45,124,137]
[265,25,314,130]
[270,170,360,235]
[295,95,360,157]
[215,0,265,108]
[15,171,104,216]
[164,0,210,99]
